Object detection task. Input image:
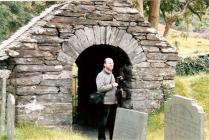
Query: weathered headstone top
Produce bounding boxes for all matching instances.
[165,95,206,140]
[113,108,148,140]
[0,70,11,78]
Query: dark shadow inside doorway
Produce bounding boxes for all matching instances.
[74,45,132,127]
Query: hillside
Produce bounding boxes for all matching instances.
[158,24,209,58]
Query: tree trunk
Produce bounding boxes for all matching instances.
[136,0,144,17]
[163,22,172,37]
[163,0,193,36]
[148,0,161,30]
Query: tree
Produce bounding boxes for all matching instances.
[160,0,209,37]
[161,0,193,37]
[0,2,55,42]
[148,0,161,30]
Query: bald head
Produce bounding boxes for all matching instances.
[104,58,113,64]
[104,58,114,73]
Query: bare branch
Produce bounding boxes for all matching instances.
[188,5,202,21]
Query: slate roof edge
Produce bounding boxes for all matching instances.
[0,2,68,51]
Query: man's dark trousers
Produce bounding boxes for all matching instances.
[98,104,117,140]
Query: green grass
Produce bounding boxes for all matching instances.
[147,73,209,140]
[0,123,93,140]
[167,36,209,57]
[147,105,164,140]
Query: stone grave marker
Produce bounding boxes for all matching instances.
[0,70,11,133]
[7,94,15,140]
[165,95,206,140]
[113,108,148,140]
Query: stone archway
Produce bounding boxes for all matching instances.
[57,26,146,66]
[57,26,143,126]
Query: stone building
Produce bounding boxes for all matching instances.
[0,0,178,127]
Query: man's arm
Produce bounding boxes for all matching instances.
[96,74,113,93]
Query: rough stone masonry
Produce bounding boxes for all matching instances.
[0,0,178,127]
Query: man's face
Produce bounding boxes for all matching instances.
[104,58,114,71]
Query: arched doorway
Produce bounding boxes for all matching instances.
[73,45,132,126]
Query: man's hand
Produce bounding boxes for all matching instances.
[112,82,118,87]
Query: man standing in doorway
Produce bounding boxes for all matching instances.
[96,58,118,140]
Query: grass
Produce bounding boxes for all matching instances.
[147,73,209,140]
[147,105,164,140]
[0,123,93,140]
[167,36,209,58]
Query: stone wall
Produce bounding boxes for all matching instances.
[0,0,178,127]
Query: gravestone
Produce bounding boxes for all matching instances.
[113,108,148,140]
[0,70,11,133]
[7,94,15,140]
[165,95,206,140]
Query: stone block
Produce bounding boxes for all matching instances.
[57,10,85,17]
[150,62,166,68]
[17,103,72,114]
[15,72,42,78]
[16,94,71,105]
[131,80,162,89]
[118,32,132,51]
[142,46,160,52]
[16,86,59,95]
[162,80,175,89]
[98,21,129,27]
[14,58,44,65]
[84,27,95,46]
[109,27,119,46]
[61,41,78,60]
[75,29,90,49]
[44,60,61,66]
[100,26,106,45]
[33,35,63,45]
[128,26,150,33]
[132,52,147,64]
[31,27,58,36]
[16,113,72,126]
[113,7,139,14]
[165,61,177,67]
[147,53,168,60]
[42,70,71,80]
[67,36,83,54]
[38,45,61,52]
[57,51,74,64]
[93,26,101,45]
[114,14,144,22]
[40,79,70,86]
[141,40,162,46]
[86,13,113,21]
[134,62,150,68]
[18,42,37,50]
[17,50,45,58]
[160,46,177,53]
[11,76,42,86]
[15,65,63,72]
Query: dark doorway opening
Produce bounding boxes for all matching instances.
[74,45,132,126]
